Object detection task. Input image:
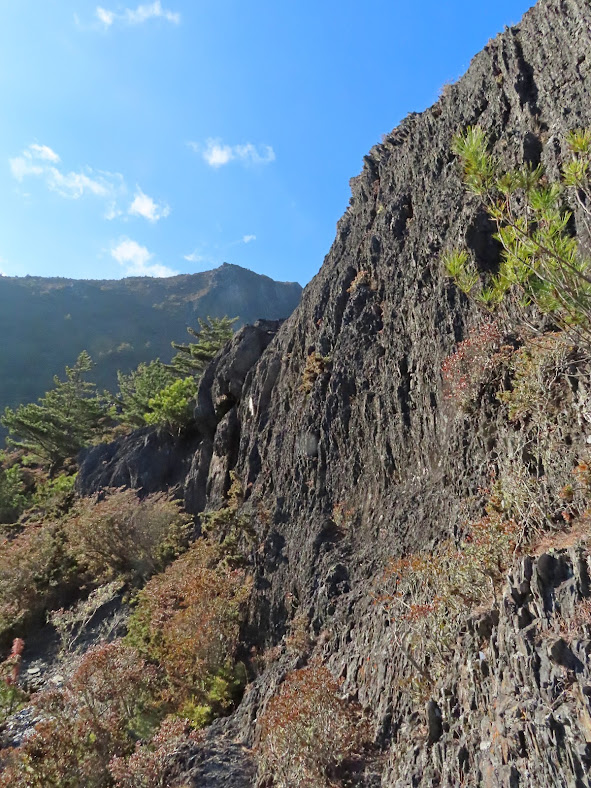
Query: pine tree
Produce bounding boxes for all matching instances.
[115,360,175,428]
[1,351,108,470]
[168,316,237,378]
[0,462,28,524]
[144,377,198,433]
[443,127,591,345]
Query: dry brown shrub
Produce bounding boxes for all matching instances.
[257,663,370,788]
[0,641,157,788]
[126,540,251,718]
[65,488,191,584]
[0,523,76,639]
[109,716,202,788]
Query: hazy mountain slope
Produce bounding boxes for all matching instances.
[0,263,301,412]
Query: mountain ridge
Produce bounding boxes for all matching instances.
[0,263,302,415]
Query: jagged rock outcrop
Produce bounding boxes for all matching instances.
[166,548,591,787]
[78,0,591,784]
[385,548,591,786]
[77,319,283,510]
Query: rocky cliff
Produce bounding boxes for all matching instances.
[79,0,591,784]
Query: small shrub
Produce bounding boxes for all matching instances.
[301,353,331,393]
[0,639,28,725]
[257,663,370,788]
[441,320,503,407]
[379,514,517,684]
[0,641,158,788]
[331,501,355,530]
[284,612,311,656]
[574,460,591,491]
[109,715,202,788]
[485,332,591,539]
[200,472,255,567]
[65,488,191,584]
[438,81,453,99]
[0,679,27,728]
[556,598,591,641]
[347,270,372,293]
[126,540,251,720]
[30,472,77,520]
[497,332,577,422]
[0,523,77,641]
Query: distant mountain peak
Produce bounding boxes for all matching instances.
[0,266,302,414]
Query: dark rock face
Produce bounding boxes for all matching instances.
[79,1,591,784]
[77,427,202,497]
[77,319,283,506]
[383,547,591,786]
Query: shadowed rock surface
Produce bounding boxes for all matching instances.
[77,319,283,509]
[78,0,591,784]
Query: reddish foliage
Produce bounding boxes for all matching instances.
[0,641,157,788]
[127,540,251,709]
[257,663,370,788]
[376,513,517,686]
[0,523,77,640]
[3,638,25,685]
[442,320,503,405]
[109,716,202,788]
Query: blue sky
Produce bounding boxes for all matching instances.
[0,0,534,286]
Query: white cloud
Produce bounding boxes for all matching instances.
[29,144,60,163]
[112,238,150,267]
[46,168,115,199]
[129,188,170,222]
[111,238,177,277]
[184,251,207,263]
[242,234,256,244]
[10,156,44,180]
[202,141,233,168]
[183,248,223,268]
[8,143,140,218]
[96,2,180,27]
[191,139,276,168]
[96,7,115,26]
[9,143,61,180]
[105,202,123,220]
[233,143,276,165]
[126,2,180,24]
[10,143,124,202]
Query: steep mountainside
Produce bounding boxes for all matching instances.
[0,263,301,412]
[78,0,591,785]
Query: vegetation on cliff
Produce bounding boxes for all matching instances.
[3,2,591,785]
[0,314,255,784]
